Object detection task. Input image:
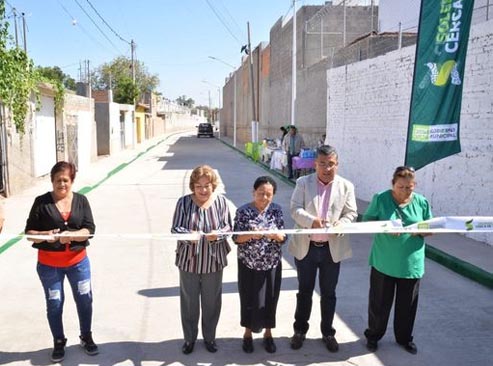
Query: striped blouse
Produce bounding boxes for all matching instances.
[171,193,232,274]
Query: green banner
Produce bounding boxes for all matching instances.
[405,0,475,170]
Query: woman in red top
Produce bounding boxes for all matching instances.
[25,161,98,363]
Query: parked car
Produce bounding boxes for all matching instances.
[197,123,214,138]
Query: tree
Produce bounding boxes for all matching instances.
[176,95,195,108]
[36,65,76,90]
[114,76,139,105]
[93,56,159,104]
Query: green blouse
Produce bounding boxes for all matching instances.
[363,190,432,279]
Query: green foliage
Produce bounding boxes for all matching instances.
[36,65,76,91]
[93,56,159,104]
[113,76,139,104]
[176,95,195,108]
[0,2,65,134]
[0,1,37,134]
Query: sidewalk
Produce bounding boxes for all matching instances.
[217,135,493,288]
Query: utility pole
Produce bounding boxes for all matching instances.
[343,0,347,47]
[233,73,236,147]
[13,8,18,47]
[216,86,221,139]
[130,39,136,148]
[291,0,297,126]
[22,12,27,53]
[131,40,136,87]
[86,60,91,99]
[247,22,257,143]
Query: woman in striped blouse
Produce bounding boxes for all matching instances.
[171,165,232,355]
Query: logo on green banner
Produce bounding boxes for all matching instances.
[405,0,475,170]
[412,123,458,142]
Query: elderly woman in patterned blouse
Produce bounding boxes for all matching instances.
[171,165,232,355]
[233,176,287,354]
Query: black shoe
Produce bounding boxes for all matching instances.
[80,332,99,356]
[400,341,418,354]
[322,335,339,352]
[242,337,254,353]
[263,336,276,353]
[182,341,195,354]
[290,332,305,350]
[366,339,378,352]
[204,340,218,353]
[51,338,67,363]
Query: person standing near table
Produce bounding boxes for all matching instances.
[282,125,305,179]
[279,126,289,145]
[288,145,357,353]
[363,166,432,355]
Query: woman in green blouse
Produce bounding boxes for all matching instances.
[363,166,432,355]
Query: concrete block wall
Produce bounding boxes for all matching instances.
[2,106,34,196]
[296,59,329,147]
[327,19,493,245]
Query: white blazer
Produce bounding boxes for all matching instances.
[288,173,358,262]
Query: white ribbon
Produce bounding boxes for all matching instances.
[7,216,493,242]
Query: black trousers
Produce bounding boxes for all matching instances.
[238,259,282,332]
[293,244,340,337]
[364,267,420,345]
[287,153,297,178]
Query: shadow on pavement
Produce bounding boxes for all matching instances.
[137,277,300,298]
[0,337,370,366]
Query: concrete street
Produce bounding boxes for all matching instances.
[0,131,492,366]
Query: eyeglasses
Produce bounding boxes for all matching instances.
[395,166,415,173]
[317,162,338,169]
[194,184,213,190]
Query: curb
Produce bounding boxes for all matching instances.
[218,138,493,289]
[425,244,493,288]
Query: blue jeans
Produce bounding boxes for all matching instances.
[293,244,340,337]
[37,256,93,340]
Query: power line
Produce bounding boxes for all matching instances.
[4,0,16,18]
[57,0,117,56]
[4,0,14,10]
[215,0,246,41]
[72,0,122,54]
[204,0,243,46]
[84,0,130,45]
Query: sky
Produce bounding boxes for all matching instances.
[3,0,335,107]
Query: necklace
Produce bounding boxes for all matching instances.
[53,194,72,226]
